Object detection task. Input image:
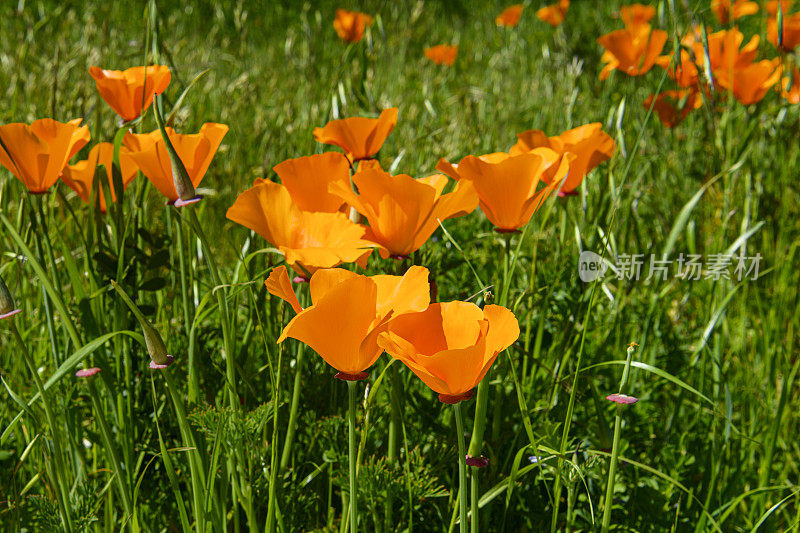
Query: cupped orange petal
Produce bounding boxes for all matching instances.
[620,3,655,29]
[372,265,431,318]
[496,4,524,27]
[536,1,569,27]
[768,11,800,51]
[60,142,138,212]
[333,9,373,43]
[277,266,431,376]
[511,123,615,194]
[454,149,561,231]
[0,118,90,193]
[265,265,303,314]
[715,59,781,105]
[331,166,478,257]
[378,301,520,396]
[226,179,374,276]
[598,26,668,80]
[123,123,228,202]
[274,152,351,212]
[711,0,759,24]
[313,107,398,161]
[424,45,458,66]
[767,0,795,16]
[280,275,380,374]
[89,65,171,122]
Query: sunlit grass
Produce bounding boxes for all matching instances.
[1,0,799,531]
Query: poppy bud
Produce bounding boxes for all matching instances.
[0,271,20,318]
[152,96,199,206]
[110,280,173,367]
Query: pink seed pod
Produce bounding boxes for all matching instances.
[75,367,101,378]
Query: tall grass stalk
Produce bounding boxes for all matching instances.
[601,343,636,532]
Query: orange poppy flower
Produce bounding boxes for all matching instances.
[714,58,781,105]
[496,4,524,27]
[438,150,569,232]
[267,264,431,378]
[89,65,171,122]
[123,123,228,204]
[329,166,478,258]
[711,0,759,24]
[333,9,373,43]
[274,152,351,213]
[424,45,458,66]
[598,25,668,80]
[536,0,569,27]
[619,3,655,29]
[378,301,519,403]
[0,118,90,194]
[313,107,398,162]
[644,90,702,127]
[60,143,138,212]
[768,11,800,51]
[767,0,794,16]
[706,28,760,73]
[782,66,800,103]
[657,27,759,89]
[226,179,374,277]
[509,123,615,195]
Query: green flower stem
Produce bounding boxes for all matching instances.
[467,231,514,529]
[453,403,468,533]
[9,321,74,532]
[600,345,636,533]
[347,380,359,533]
[280,342,305,469]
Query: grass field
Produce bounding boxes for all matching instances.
[1,0,799,531]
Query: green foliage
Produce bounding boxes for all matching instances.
[1,0,800,531]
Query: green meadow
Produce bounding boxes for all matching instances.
[1,0,799,531]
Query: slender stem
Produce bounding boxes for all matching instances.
[453,404,468,533]
[601,407,623,532]
[347,381,359,533]
[280,343,305,469]
[601,345,635,532]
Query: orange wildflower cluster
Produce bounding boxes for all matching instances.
[597,3,795,129]
[0,63,228,211]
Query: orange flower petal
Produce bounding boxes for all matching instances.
[89,65,171,122]
[265,266,303,314]
[60,142,138,212]
[424,45,458,66]
[333,9,373,43]
[280,276,379,374]
[456,149,559,230]
[274,152,351,212]
[227,179,374,275]
[313,107,398,161]
[0,118,90,193]
[496,4,524,27]
[123,123,228,202]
